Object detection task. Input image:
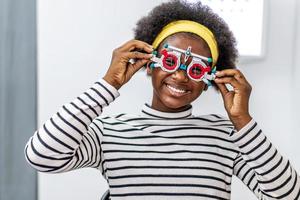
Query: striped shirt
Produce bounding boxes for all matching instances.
[25,79,300,200]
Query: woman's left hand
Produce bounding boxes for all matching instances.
[214,69,253,131]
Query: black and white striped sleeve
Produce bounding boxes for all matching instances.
[24,79,119,173]
[229,119,300,199]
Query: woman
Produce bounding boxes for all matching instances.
[25,1,300,199]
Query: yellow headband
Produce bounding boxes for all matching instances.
[152,20,219,67]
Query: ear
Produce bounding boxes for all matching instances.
[146,61,153,75]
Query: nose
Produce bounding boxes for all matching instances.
[172,69,189,82]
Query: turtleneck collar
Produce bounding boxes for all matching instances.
[141,103,193,119]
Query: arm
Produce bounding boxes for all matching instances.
[24,39,153,173]
[230,119,300,199]
[25,79,119,173]
[215,69,300,199]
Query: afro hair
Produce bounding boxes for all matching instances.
[134,0,238,70]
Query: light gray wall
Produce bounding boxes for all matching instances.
[293,0,300,145]
[37,0,300,200]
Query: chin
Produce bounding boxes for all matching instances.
[161,97,190,110]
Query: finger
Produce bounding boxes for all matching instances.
[120,39,153,53]
[216,69,248,84]
[216,82,229,98]
[124,51,153,60]
[127,59,148,76]
[214,77,240,89]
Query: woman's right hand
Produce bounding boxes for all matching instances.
[103,39,153,90]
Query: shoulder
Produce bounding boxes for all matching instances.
[93,113,141,124]
[190,113,231,123]
[89,113,137,134]
[189,113,234,133]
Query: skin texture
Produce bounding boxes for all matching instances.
[103,35,252,131]
[103,39,153,90]
[147,33,211,113]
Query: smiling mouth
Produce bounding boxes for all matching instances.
[165,83,190,96]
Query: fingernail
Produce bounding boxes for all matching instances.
[147,47,154,52]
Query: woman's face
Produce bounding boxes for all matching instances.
[149,33,212,112]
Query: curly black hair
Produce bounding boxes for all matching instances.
[134,0,238,70]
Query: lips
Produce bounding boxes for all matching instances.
[164,83,190,97]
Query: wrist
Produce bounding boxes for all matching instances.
[103,76,121,90]
[230,114,252,131]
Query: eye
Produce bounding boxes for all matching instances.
[165,56,176,67]
[191,66,202,75]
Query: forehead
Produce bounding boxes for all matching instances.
[160,32,211,57]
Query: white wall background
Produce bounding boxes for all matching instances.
[37,0,300,199]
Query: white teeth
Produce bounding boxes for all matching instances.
[166,84,187,93]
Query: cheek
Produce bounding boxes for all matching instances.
[190,83,206,98]
[151,69,169,87]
